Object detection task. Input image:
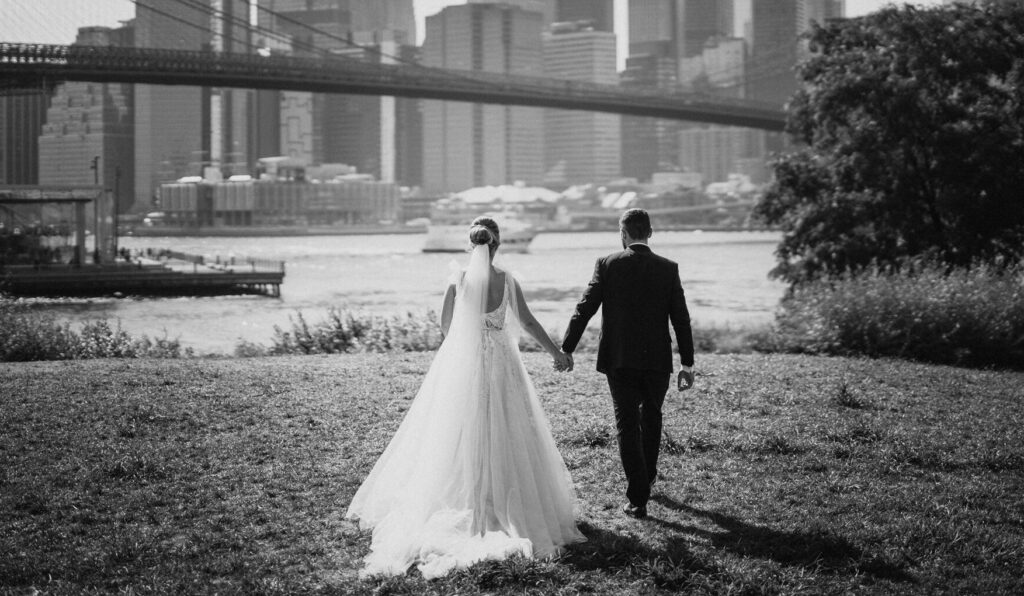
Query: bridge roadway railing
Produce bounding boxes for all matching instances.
[0,42,787,130]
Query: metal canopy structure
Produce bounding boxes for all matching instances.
[0,185,109,266]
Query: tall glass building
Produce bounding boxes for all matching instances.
[421,3,545,193]
[543,22,621,186]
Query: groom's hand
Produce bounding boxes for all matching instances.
[553,351,573,372]
[677,367,694,391]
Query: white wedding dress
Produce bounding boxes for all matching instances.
[345,245,585,579]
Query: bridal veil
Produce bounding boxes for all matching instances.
[345,244,584,578]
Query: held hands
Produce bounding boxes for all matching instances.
[677,366,694,391]
[553,351,574,372]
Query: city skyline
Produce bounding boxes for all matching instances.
[2,0,946,72]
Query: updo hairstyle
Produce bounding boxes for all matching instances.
[469,216,501,248]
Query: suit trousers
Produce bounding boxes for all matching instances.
[606,368,671,508]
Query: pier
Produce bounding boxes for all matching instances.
[1,185,285,298]
[0,252,285,298]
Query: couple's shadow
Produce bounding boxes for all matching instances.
[563,496,912,584]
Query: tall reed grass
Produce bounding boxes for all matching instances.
[234,307,762,357]
[762,264,1024,368]
[0,302,188,362]
[235,308,445,356]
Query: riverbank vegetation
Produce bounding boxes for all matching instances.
[761,263,1024,369]
[751,2,1024,370]
[231,307,760,358]
[0,302,190,362]
[2,353,1022,594]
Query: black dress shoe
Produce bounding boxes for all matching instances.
[622,502,647,519]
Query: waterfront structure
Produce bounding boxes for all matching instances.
[38,27,135,213]
[0,93,49,185]
[134,0,209,212]
[157,176,400,228]
[543,22,621,186]
[421,3,545,193]
[0,186,112,267]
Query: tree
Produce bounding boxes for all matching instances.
[756,2,1024,285]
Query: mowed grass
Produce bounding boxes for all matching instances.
[1,353,1023,595]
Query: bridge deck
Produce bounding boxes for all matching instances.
[0,42,787,130]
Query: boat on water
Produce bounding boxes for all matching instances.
[420,184,561,253]
[422,213,538,253]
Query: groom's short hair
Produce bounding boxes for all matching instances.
[620,208,652,240]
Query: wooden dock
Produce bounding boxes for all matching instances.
[0,255,284,298]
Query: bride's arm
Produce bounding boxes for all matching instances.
[440,283,456,338]
[512,279,564,358]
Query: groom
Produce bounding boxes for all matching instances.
[561,208,694,519]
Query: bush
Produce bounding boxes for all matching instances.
[240,307,764,357]
[244,308,445,356]
[0,302,189,362]
[762,264,1024,369]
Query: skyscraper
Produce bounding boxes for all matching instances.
[330,30,416,184]
[421,3,545,193]
[629,0,678,59]
[543,21,620,186]
[680,0,734,58]
[1,93,49,185]
[623,1,736,182]
[258,0,352,166]
[134,0,209,210]
[257,0,417,184]
[620,53,679,182]
[211,0,254,178]
[747,0,843,104]
[39,26,135,211]
[346,0,417,43]
[553,0,615,31]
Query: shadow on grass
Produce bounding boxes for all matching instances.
[652,495,914,583]
[561,521,723,591]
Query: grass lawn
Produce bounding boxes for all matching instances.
[1,353,1022,595]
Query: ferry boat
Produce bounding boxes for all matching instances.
[420,184,561,253]
[422,212,538,253]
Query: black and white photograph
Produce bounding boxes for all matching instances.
[1,0,1022,593]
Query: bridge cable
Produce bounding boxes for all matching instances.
[143,0,509,93]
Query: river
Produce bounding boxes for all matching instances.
[22,230,786,354]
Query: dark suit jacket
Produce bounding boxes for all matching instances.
[562,243,694,374]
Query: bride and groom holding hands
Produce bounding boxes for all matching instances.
[345,208,695,578]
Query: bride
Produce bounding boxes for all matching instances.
[345,216,586,578]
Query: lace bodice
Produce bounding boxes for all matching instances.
[484,279,508,331]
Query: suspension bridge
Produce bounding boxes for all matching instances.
[0,42,786,130]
